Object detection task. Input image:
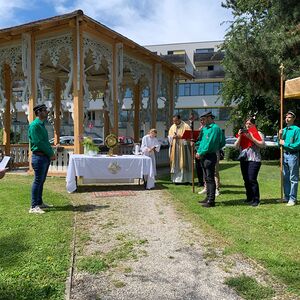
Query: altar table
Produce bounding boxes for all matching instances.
[66,154,155,192]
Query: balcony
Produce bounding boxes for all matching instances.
[161,54,186,67]
[194,51,224,64]
[194,69,225,79]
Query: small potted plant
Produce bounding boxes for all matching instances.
[82,136,98,156]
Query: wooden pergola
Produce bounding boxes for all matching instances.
[0,10,192,161]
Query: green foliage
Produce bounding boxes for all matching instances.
[221,0,300,134]
[224,146,280,161]
[158,161,300,296]
[77,257,108,273]
[0,175,73,300]
[82,136,98,152]
[225,275,275,300]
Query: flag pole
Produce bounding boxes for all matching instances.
[279,63,284,201]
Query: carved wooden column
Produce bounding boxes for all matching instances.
[28,33,36,172]
[151,63,157,129]
[112,43,119,136]
[133,82,141,143]
[53,78,61,145]
[3,64,12,155]
[169,71,175,127]
[72,16,84,154]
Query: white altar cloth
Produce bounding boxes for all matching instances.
[66,154,155,192]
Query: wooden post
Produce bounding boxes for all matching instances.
[112,43,119,136]
[133,82,141,143]
[280,64,284,201]
[169,71,175,127]
[3,64,12,156]
[28,33,36,173]
[72,16,84,154]
[151,63,157,129]
[103,110,110,137]
[54,78,61,145]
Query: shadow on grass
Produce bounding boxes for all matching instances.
[219,162,240,171]
[0,282,59,300]
[0,233,28,268]
[75,184,168,193]
[218,198,280,206]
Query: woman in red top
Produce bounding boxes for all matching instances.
[234,117,265,206]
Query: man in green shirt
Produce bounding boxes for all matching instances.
[28,104,56,214]
[279,111,300,206]
[196,111,225,207]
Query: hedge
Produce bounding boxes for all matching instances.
[224,146,280,161]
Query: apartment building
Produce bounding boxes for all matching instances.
[145,41,233,136]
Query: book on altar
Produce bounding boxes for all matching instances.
[181,129,200,140]
[236,126,262,149]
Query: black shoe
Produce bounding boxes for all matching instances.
[251,201,260,207]
[202,202,215,208]
[198,198,207,204]
[243,199,252,203]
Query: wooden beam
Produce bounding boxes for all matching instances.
[54,78,61,145]
[133,82,141,143]
[3,64,11,155]
[72,17,84,154]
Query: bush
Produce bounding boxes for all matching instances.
[224,146,280,161]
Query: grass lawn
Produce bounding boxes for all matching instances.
[158,161,300,297]
[0,175,73,300]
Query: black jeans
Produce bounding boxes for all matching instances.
[240,161,261,203]
[195,157,204,186]
[200,153,217,203]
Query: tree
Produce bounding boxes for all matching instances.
[221,0,300,133]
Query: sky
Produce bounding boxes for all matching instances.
[0,0,233,45]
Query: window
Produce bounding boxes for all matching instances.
[195,48,214,53]
[124,88,132,98]
[142,88,150,97]
[87,111,95,121]
[207,65,214,71]
[205,83,214,95]
[191,83,199,96]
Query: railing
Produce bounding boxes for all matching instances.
[0,143,171,175]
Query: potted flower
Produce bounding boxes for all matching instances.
[82,136,98,156]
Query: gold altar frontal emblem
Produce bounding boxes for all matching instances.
[108,162,121,174]
[105,134,118,156]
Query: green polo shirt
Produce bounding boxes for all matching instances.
[281,124,300,151]
[197,123,225,156]
[28,118,54,158]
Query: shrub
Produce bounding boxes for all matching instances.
[224,146,280,161]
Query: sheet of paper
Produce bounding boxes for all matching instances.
[0,156,10,170]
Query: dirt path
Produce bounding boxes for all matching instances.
[67,187,285,300]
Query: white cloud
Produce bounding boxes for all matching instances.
[53,0,232,45]
[0,0,232,45]
[0,0,32,27]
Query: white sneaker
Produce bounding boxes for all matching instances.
[39,203,54,208]
[286,201,296,206]
[198,189,207,195]
[29,206,45,214]
[215,189,220,197]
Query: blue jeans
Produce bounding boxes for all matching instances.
[240,161,261,203]
[283,152,299,202]
[31,154,50,208]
